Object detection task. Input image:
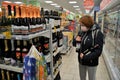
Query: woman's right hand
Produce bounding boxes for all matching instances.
[76,36,81,41]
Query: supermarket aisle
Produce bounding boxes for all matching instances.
[60,47,110,80]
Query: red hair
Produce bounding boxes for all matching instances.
[79,15,94,28]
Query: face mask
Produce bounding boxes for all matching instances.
[81,26,89,32]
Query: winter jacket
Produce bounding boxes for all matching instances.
[73,24,104,66]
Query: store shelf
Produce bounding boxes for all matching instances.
[45,16,61,20]
[53,46,63,56]
[53,63,62,79]
[53,70,59,79]
[53,63,62,71]
[0,64,23,73]
[12,30,50,40]
[60,46,72,54]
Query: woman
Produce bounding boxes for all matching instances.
[73,15,104,80]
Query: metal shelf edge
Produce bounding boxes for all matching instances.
[0,64,23,73]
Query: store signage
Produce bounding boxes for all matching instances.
[84,0,94,10]
[100,0,111,10]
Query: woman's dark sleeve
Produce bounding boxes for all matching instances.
[82,31,104,60]
[72,31,82,47]
[72,38,76,47]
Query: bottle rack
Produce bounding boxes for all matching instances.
[46,16,63,80]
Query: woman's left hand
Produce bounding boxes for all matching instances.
[80,53,84,59]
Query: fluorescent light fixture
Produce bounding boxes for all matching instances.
[55,5,60,7]
[14,1,23,4]
[45,1,53,3]
[76,8,80,10]
[3,1,11,3]
[73,6,79,8]
[69,1,77,4]
[50,3,57,6]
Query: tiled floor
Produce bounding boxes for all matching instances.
[60,47,110,80]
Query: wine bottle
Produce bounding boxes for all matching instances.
[21,40,28,62]
[0,39,4,63]
[7,5,12,26]
[11,6,16,34]
[52,32,57,53]
[4,39,11,65]
[15,40,22,66]
[11,39,16,66]
[20,5,29,35]
[43,37,49,55]
[14,5,22,34]
[1,69,5,80]
[10,71,14,80]
[6,71,10,80]
[57,31,63,47]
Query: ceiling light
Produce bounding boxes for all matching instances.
[73,6,79,8]
[14,1,23,4]
[50,3,57,6]
[69,1,77,4]
[76,9,80,10]
[55,5,60,7]
[45,1,53,3]
[3,1,11,3]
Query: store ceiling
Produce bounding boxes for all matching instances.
[0,0,108,14]
[39,0,86,14]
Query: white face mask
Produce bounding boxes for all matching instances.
[81,26,89,32]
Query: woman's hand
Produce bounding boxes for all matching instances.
[80,53,84,59]
[76,36,81,41]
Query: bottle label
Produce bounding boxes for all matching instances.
[16,52,21,59]
[22,53,27,58]
[59,39,63,46]
[44,43,49,49]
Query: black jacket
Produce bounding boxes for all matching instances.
[73,24,104,66]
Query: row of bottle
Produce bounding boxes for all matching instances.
[43,8,60,17]
[0,69,23,80]
[52,31,63,53]
[0,2,46,35]
[0,36,49,67]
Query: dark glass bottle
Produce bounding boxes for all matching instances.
[21,40,28,62]
[4,39,11,65]
[1,69,5,80]
[7,5,12,26]
[11,39,16,66]
[52,32,57,53]
[0,39,4,63]
[43,37,49,55]
[14,6,22,34]
[15,40,22,66]
[57,31,63,47]
[6,70,10,80]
